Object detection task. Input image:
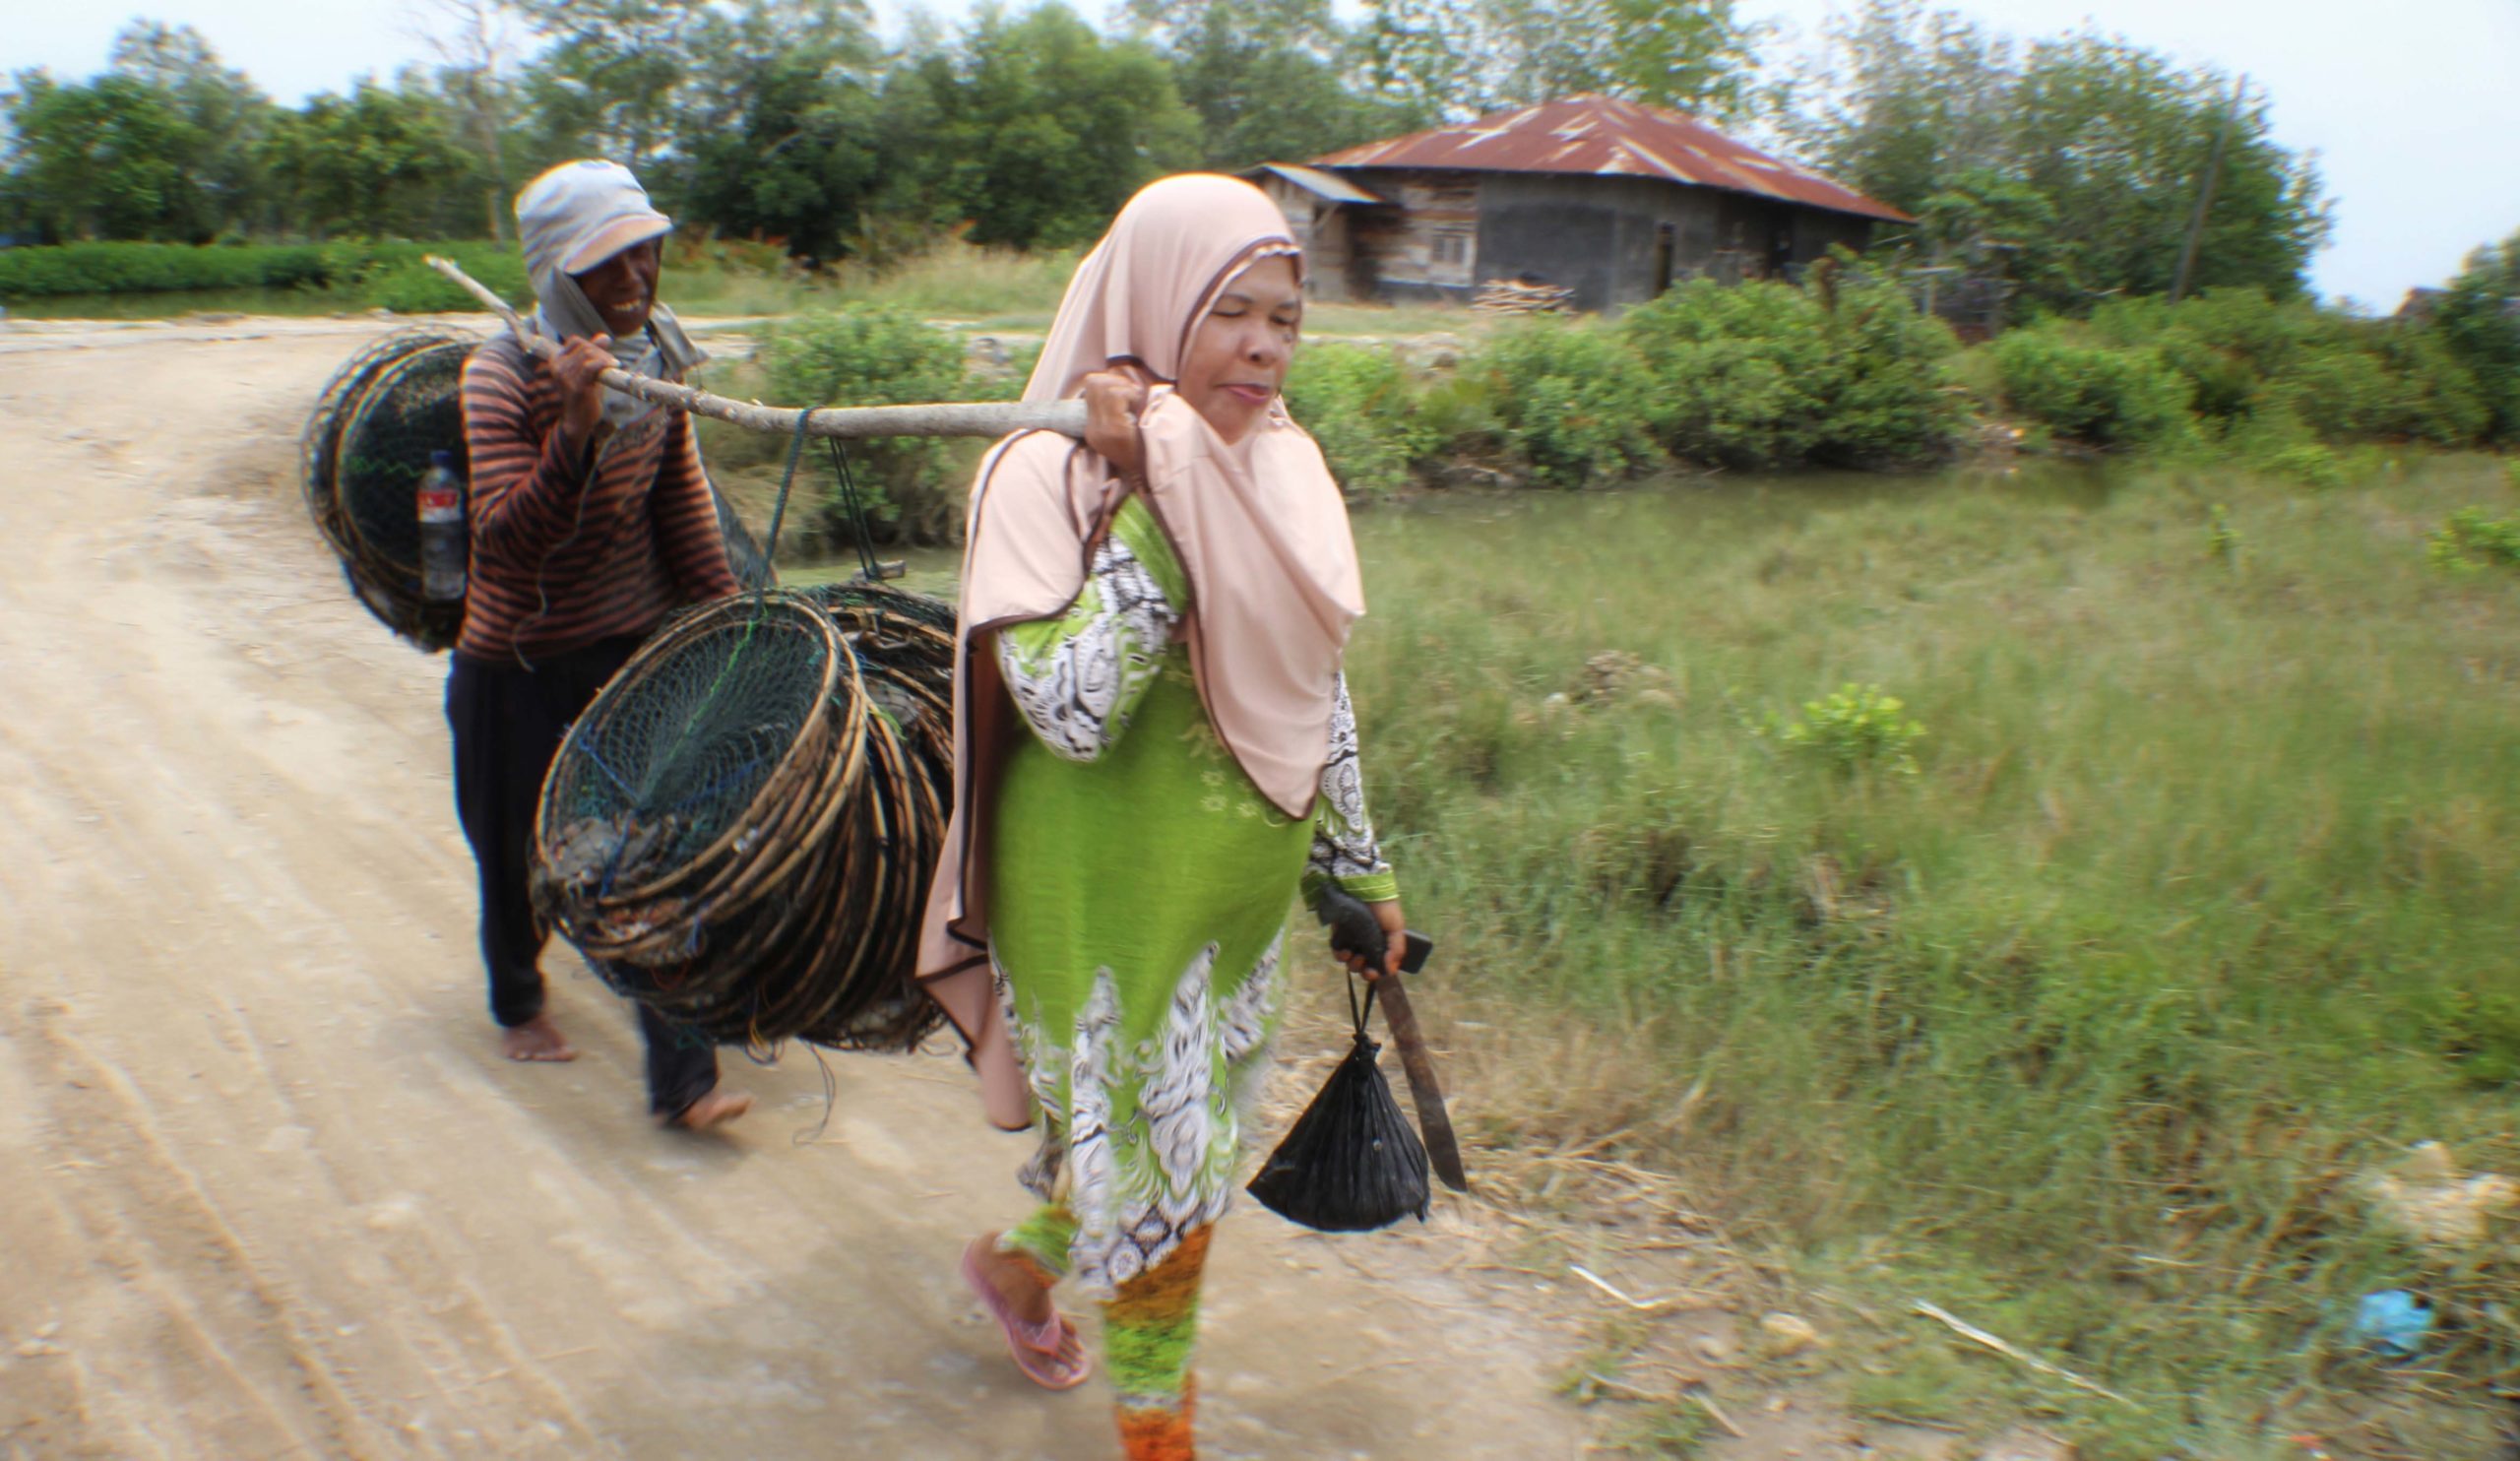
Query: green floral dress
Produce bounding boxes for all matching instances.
[987,497,1396,1293]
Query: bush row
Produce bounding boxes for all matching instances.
[731,274,2520,540]
[1288,271,1970,491]
[0,238,528,309]
[750,274,1969,545]
[1989,286,2514,459]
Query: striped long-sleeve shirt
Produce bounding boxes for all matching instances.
[455,333,738,665]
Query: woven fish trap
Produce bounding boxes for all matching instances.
[531,587,956,1052]
[300,329,474,652]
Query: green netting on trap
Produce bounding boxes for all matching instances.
[532,587,959,1052]
[541,597,838,882]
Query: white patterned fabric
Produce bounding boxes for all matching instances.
[1305,672,1391,887]
[996,935,1288,1294]
[996,532,1180,762]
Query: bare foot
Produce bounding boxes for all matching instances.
[501,1014,577,1062]
[667,1089,752,1130]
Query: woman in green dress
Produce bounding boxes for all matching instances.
[915,173,1407,1458]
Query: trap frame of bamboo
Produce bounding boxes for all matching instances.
[423,255,1086,442]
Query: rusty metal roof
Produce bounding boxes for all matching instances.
[1242,162,1389,207]
[1312,95,1912,224]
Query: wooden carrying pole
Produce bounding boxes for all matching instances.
[423,255,1085,440]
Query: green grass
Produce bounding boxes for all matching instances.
[1340,454,2520,1456]
[1303,298,1484,340]
[825,238,1080,320]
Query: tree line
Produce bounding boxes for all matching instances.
[0,0,2429,314]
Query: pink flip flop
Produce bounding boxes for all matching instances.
[962,1237,1092,1391]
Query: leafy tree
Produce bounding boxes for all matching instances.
[1786,0,2014,211]
[1125,0,1422,168]
[1359,0,1757,121]
[1912,169,2074,306]
[905,4,1201,249]
[512,0,712,176]
[107,22,276,235]
[677,0,885,259]
[256,80,474,237]
[0,72,214,241]
[1785,0,2330,313]
[2005,34,2326,306]
[2432,229,2520,440]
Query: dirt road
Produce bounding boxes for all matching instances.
[0,318,1587,1460]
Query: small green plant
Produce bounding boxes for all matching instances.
[2426,508,2520,573]
[2505,459,2520,493]
[1777,683,1926,777]
[2205,504,2240,566]
[2261,442,2347,490]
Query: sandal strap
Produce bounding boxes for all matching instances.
[964,1239,1066,1354]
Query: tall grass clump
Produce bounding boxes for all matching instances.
[827,237,1079,321]
[332,239,530,313]
[1617,272,1965,469]
[1995,287,2501,461]
[1341,454,2520,1455]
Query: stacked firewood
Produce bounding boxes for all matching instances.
[1473,279,1575,315]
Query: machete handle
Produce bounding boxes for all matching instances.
[1313,883,1433,979]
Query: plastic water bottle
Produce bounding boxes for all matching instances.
[417,449,468,603]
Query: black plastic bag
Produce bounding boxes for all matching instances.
[1246,980,1431,1232]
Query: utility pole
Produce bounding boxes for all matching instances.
[2171,73,2247,304]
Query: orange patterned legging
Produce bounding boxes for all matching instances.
[1005,1205,1214,1459]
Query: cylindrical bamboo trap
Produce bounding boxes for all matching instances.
[529,585,956,1052]
[299,328,478,652]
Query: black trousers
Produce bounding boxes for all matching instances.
[446,637,719,1117]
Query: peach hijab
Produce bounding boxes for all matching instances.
[916,174,1365,1127]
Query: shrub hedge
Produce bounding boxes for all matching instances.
[0,238,527,309]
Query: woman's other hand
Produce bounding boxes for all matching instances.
[1333,897,1408,983]
[1082,364,1151,479]
[554,334,620,448]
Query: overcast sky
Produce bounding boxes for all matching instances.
[9,0,2516,309]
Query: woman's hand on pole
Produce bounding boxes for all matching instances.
[1333,897,1408,983]
[1082,364,1151,480]
[554,334,621,449]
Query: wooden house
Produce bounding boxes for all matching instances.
[1246,95,1912,313]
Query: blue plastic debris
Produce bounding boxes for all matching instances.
[2350,1290,2434,1356]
